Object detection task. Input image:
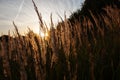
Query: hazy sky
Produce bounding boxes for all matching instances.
[0,0,84,35]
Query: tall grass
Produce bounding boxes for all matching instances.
[0,0,120,80]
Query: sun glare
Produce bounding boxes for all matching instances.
[29,22,49,39]
[40,32,49,38]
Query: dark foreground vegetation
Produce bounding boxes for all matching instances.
[0,0,120,80]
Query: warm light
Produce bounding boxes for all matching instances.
[40,32,49,38]
[40,32,45,37]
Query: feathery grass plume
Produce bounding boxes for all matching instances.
[89,11,104,37]
[105,6,120,29]
[87,18,97,44]
[50,13,58,58]
[63,12,70,57]
[32,0,44,35]
[73,21,82,46]
[101,14,113,30]
[13,22,21,38]
[56,12,64,22]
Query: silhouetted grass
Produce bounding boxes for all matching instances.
[0,0,120,80]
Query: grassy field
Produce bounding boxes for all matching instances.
[0,0,120,80]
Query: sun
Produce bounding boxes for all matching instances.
[29,22,49,39]
[40,31,49,38]
[40,32,45,38]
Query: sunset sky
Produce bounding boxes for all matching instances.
[0,0,84,35]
